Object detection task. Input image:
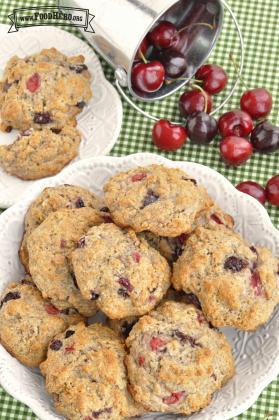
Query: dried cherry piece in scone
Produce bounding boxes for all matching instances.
[173,330,202,348]
[141,190,159,208]
[75,197,85,208]
[65,330,75,339]
[33,112,52,124]
[0,291,20,308]
[50,340,63,351]
[163,391,185,405]
[118,277,134,292]
[224,256,248,272]
[26,73,41,93]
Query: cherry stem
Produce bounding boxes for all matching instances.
[178,20,215,34]
[192,83,208,113]
[229,53,248,91]
[139,50,148,64]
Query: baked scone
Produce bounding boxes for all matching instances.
[71,223,171,319]
[0,47,92,131]
[103,165,213,237]
[27,208,104,316]
[125,301,234,415]
[141,204,234,263]
[172,225,279,330]
[0,280,82,367]
[40,322,143,420]
[108,287,201,340]
[19,184,104,273]
[0,126,80,180]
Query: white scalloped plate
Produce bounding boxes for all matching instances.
[0,153,278,420]
[0,24,122,208]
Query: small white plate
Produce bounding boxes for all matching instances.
[0,24,122,208]
[0,153,278,420]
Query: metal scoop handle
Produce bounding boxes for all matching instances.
[115,0,244,122]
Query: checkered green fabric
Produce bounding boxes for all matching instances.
[0,0,278,418]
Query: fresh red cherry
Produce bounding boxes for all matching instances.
[149,21,178,49]
[250,121,279,153]
[135,37,148,60]
[218,110,254,138]
[131,61,165,93]
[186,112,218,144]
[152,119,187,151]
[196,64,228,94]
[179,90,213,116]
[159,50,187,78]
[266,175,279,206]
[240,88,272,119]
[220,136,253,166]
[236,181,266,205]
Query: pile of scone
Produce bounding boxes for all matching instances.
[0,48,92,180]
[0,164,278,419]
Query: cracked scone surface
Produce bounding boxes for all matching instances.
[103,164,213,237]
[0,47,92,131]
[71,223,171,319]
[27,208,104,316]
[0,281,82,367]
[20,184,103,273]
[141,203,234,263]
[125,301,234,415]
[0,126,80,180]
[172,225,279,331]
[40,322,143,420]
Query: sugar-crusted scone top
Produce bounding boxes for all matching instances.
[0,126,81,180]
[172,225,279,331]
[40,322,143,420]
[71,223,171,319]
[103,164,213,237]
[0,47,92,131]
[0,281,82,367]
[27,208,104,317]
[20,184,103,273]
[125,301,234,415]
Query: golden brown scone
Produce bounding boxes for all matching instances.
[172,225,279,331]
[27,208,104,316]
[0,280,83,367]
[108,287,201,341]
[103,164,213,237]
[19,184,104,274]
[125,301,235,415]
[140,203,234,263]
[40,322,144,420]
[71,223,170,319]
[0,48,92,131]
[0,126,80,180]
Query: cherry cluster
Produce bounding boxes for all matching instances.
[130,20,279,207]
[132,20,201,93]
[152,61,278,162]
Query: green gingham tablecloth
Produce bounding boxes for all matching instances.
[0,0,278,418]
